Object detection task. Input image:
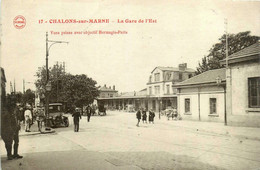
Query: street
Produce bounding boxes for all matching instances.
[1,111,260,170]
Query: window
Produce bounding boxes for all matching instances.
[166,85,170,94]
[165,72,172,81]
[188,74,193,78]
[185,98,190,113]
[149,76,152,83]
[210,98,217,114]
[154,73,160,82]
[154,86,160,94]
[179,72,183,80]
[149,87,152,95]
[249,77,260,108]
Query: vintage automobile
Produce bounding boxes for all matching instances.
[98,104,106,116]
[46,103,69,128]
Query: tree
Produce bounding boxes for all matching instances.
[196,31,259,74]
[22,89,35,106]
[59,74,99,108]
[35,63,66,102]
[35,63,100,108]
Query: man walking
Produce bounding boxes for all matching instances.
[136,108,141,127]
[86,105,92,122]
[72,108,81,132]
[24,105,32,132]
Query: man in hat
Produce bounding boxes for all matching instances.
[24,104,32,132]
[72,108,81,132]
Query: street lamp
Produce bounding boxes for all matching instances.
[45,81,52,130]
[45,32,68,130]
[216,76,227,126]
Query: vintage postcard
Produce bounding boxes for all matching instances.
[1,0,260,169]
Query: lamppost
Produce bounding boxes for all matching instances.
[45,81,52,129]
[216,76,227,126]
[45,32,68,129]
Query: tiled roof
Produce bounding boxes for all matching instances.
[174,68,226,86]
[228,41,260,59]
[153,66,195,73]
[99,86,117,92]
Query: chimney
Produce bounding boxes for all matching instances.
[104,84,106,87]
[113,85,115,90]
[179,63,187,71]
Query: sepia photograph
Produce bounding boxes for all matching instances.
[0,0,260,169]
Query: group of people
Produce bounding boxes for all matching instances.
[72,105,93,132]
[136,108,155,126]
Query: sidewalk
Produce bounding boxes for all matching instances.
[19,121,55,136]
[157,114,260,141]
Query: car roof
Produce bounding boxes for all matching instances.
[49,103,63,106]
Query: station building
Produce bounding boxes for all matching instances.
[98,63,195,112]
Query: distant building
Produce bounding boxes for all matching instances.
[98,84,118,98]
[98,63,195,112]
[146,63,195,111]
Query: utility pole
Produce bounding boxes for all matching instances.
[14,79,16,94]
[10,81,13,93]
[45,32,68,129]
[225,18,228,69]
[23,79,25,93]
[224,18,228,126]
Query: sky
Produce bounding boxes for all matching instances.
[1,0,260,93]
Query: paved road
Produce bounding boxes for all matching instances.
[1,111,260,170]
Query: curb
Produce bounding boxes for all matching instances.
[19,130,56,137]
[159,119,260,142]
[180,125,260,142]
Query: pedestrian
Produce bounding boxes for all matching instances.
[1,103,23,160]
[24,105,32,132]
[1,107,15,160]
[72,108,81,132]
[172,107,178,120]
[86,105,92,122]
[36,108,45,132]
[149,109,155,124]
[91,105,96,116]
[142,108,147,123]
[12,104,23,159]
[136,108,141,127]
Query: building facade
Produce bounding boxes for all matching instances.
[99,85,118,98]
[222,41,260,127]
[98,63,195,112]
[174,41,260,127]
[173,68,226,123]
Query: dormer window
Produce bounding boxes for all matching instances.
[154,73,160,82]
